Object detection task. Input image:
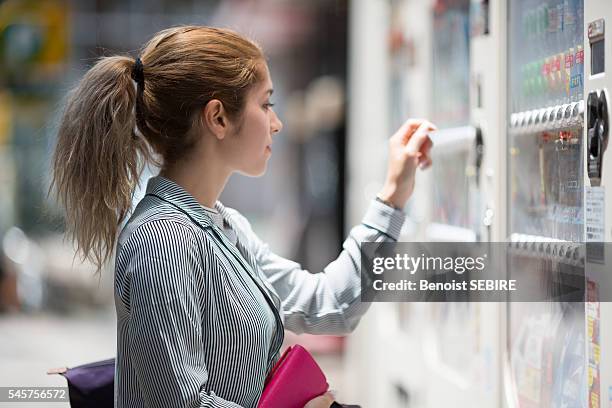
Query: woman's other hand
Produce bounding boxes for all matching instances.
[378,118,436,209]
[304,392,335,408]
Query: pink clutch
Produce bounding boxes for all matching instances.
[258,345,329,408]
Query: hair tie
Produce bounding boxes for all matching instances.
[131,58,144,89]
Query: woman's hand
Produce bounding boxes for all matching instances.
[304,392,335,408]
[378,119,436,209]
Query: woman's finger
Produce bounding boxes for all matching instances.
[419,135,433,156]
[403,121,436,144]
[395,118,435,144]
[406,125,434,154]
[419,156,433,169]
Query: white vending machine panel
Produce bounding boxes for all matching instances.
[505,1,612,407]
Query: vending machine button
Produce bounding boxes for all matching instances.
[550,107,558,123]
[571,102,580,118]
[534,111,541,125]
[572,247,579,261]
[555,106,563,121]
[563,104,572,120]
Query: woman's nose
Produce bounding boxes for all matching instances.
[271,111,283,134]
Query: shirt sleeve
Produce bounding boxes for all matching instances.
[231,199,405,335]
[126,220,243,408]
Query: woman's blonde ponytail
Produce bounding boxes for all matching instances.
[51,56,151,271]
[51,26,265,273]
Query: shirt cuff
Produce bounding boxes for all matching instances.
[361,199,406,241]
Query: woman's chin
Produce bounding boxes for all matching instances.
[239,162,268,178]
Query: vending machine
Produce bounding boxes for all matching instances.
[505,0,612,407]
[416,0,506,406]
[346,0,506,407]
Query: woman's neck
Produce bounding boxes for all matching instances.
[160,158,232,209]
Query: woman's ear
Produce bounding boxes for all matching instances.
[202,99,229,140]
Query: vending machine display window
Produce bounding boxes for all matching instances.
[591,39,605,75]
[588,18,605,75]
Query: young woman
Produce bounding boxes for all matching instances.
[51,26,434,408]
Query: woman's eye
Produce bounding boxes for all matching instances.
[263,102,275,110]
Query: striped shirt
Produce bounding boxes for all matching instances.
[114,176,405,408]
[200,204,238,245]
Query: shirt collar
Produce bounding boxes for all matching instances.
[145,175,223,230]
